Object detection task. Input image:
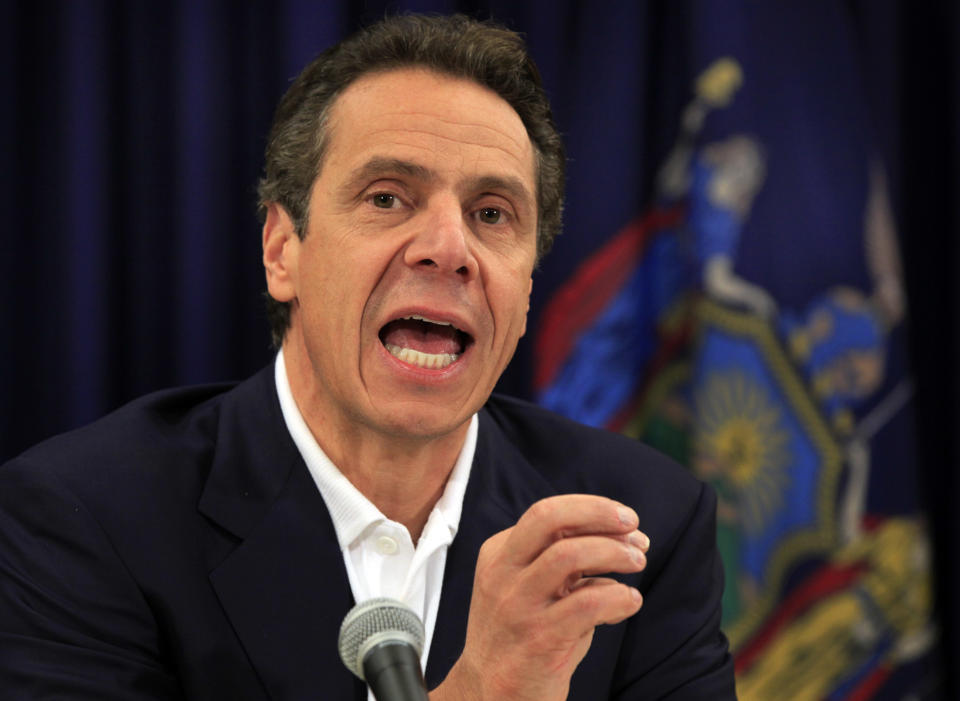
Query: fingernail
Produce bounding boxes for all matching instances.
[618,507,638,527]
[628,531,650,552]
[631,587,643,605]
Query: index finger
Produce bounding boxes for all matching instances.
[504,494,645,566]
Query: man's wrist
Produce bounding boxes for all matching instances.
[429,657,485,701]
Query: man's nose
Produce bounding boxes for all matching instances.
[403,196,479,280]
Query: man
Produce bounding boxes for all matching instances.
[0,14,734,700]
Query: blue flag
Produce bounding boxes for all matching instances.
[536,39,937,701]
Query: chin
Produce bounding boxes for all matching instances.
[372,402,474,442]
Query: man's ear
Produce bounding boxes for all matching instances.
[262,202,299,303]
[520,278,533,338]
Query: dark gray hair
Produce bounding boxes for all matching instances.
[258,13,565,347]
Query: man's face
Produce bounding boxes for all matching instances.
[267,68,538,441]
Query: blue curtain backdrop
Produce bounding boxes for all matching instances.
[2,1,957,698]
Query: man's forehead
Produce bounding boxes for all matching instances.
[322,67,536,185]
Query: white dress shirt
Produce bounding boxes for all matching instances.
[274,352,476,696]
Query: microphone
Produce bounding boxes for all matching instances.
[338,597,430,701]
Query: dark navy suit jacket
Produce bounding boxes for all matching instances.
[0,365,734,699]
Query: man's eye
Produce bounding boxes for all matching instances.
[478,207,502,224]
[372,193,395,208]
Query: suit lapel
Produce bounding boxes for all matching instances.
[197,371,553,698]
[198,367,365,700]
[424,408,558,688]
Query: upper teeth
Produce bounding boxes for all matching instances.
[404,314,453,327]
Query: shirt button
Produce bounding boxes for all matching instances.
[375,535,399,555]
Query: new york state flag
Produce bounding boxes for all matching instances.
[535,37,937,701]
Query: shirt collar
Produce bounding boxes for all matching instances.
[274,350,476,549]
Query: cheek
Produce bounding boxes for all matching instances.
[490,279,533,337]
[297,270,364,358]
[302,240,377,304]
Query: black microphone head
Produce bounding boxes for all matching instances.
[338,597,426,680]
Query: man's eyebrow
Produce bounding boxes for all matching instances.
[344,157,435,190]
[343,157,534,211]
[467,175,534,210]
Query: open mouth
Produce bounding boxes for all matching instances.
[378,314,474,370]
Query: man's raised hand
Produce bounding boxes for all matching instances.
[432,494,650,701]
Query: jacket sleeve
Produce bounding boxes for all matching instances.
[613,481,737,699]
[0,458,184,700]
